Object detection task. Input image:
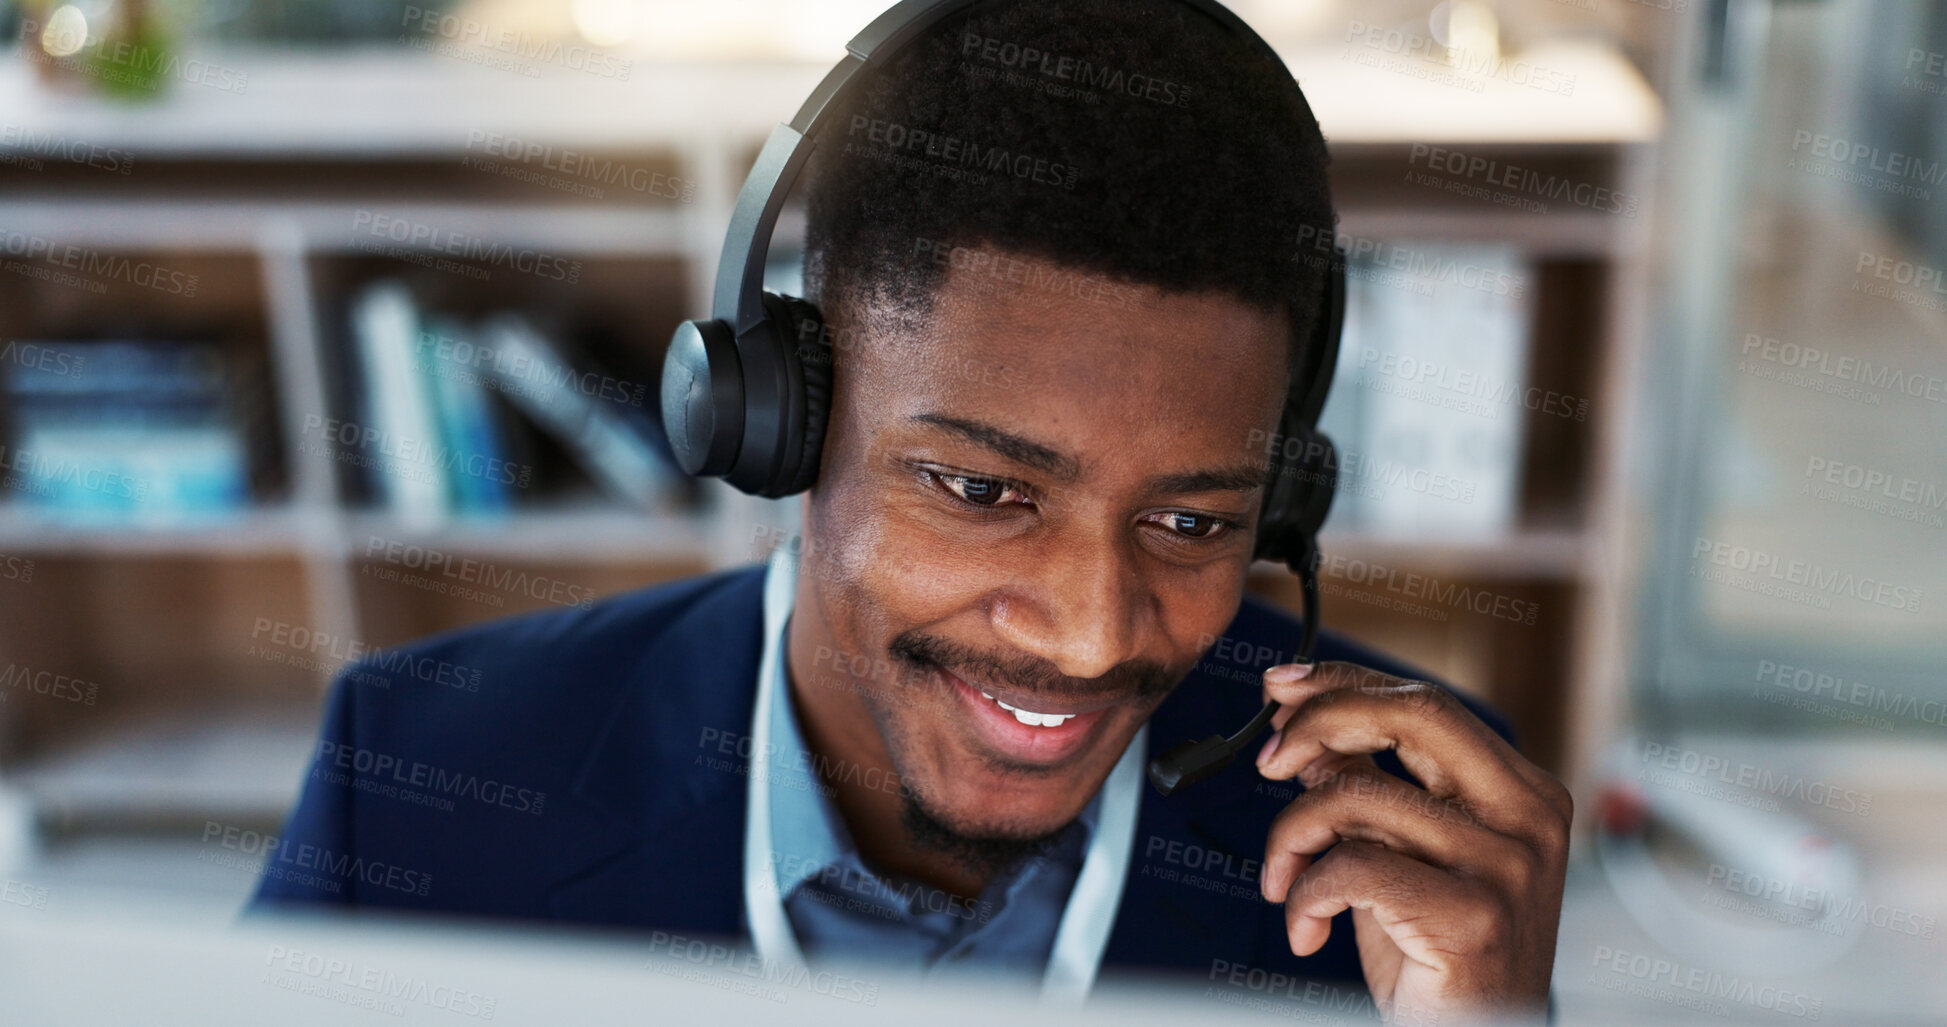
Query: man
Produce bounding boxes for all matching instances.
[255,0,1569,1020]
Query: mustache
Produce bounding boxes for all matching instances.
[886,629,1179,705]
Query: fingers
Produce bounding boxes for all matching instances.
[1261,759,1529,903]
[1282,840,1507,968]
[1256,662,1569,836]
[1260,660,1314,703]
[1253,663,1569,1011]
[1263,662,1571,824]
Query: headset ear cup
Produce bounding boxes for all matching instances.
[769,293,833,496]
[1253,417,1336,564]
[1254,248,1345,564]
[1254,433,1294,563]
[1294,430,1337,540]
[1253,409,1304,563]
[662,317,745,477]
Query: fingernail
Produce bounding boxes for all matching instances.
[1256,732,1282,768]
[1265,661,1314,684]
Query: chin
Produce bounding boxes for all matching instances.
[937,774,1085,837]
[895,707,1141,839]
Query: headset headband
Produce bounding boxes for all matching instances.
[714,0,1318,342]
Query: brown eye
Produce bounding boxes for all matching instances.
[1152,512,1230,540]
[938,473,1026,508]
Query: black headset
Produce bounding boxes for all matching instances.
[660,0,1345,798]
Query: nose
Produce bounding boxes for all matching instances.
[987,523,1155,682]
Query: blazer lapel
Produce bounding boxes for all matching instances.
[546,568,766,937]
[1104,714,1271,974]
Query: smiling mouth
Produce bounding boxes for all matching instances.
[935,666,1126,765]
[954,673,1126,721]
[977,689,1077,728]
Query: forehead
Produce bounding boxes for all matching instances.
[840,247,1290,457]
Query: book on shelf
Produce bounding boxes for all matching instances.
[475,313,681,511]
[338,279,682,522]
[348,280,450,527]
[1317,243,1532,539]
[0,340,251,524]
[422,315,518,518]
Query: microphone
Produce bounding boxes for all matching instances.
[1146,560,1321,797]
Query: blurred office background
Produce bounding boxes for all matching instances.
[0,0,1941,1022]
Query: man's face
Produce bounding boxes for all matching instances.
[796,246,1289,845]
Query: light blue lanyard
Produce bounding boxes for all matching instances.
[741,542,1144,1002]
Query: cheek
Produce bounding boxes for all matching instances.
[869,532,1000,621]
[813,468,996,626]
[1156,565,1251,660]
[802,487,957,693]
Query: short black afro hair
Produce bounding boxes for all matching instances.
[802,0,1337,383]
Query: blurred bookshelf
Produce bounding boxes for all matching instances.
[1254,136,1658,782]
[0,35,1659,832]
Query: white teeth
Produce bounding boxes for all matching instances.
[977,690,1074,727]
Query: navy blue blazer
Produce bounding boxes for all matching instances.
[252,565,1511,999]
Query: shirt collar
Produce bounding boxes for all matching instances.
[764,601,858,898]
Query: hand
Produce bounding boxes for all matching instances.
[1254,661,1570,1023]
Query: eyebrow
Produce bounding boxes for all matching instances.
[913,413,1081,481]
[1143,466,1269,496]
[910,412,1268,497]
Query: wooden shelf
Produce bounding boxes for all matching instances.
[0,199,691,255]
[0,39,1658,159]
[1315,526,1590,581]
[1293,39,1661,145]
[0,51,825,157]
[1338,206,1637,259]
[341,506,714,561]
[0,504,716,559]
[0,506,310,556]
